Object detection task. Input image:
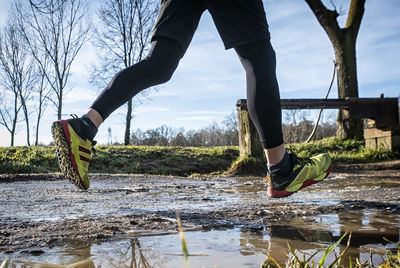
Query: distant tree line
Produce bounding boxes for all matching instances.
[129,112,239,147]
[282,110,337,144]
[118,110,337,147]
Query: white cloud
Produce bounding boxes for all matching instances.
[0,1,9,26]
[176,116,215,121]
[134,106,170,114]
[184,110,229,115]
[70,43,99,78]
[64,87,96,103]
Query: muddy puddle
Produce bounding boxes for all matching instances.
[1,170,400,267]
[1,209,399,267]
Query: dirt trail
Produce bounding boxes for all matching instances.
[1,170,400,253]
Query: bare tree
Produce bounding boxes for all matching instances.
[283,110,313,143]
[0,20,35,146]
[305,0,366,139]
[11,1,53,146]
[222,110,239,146]
[91,0,159,145]
[33,64,52,145]
[16,0,90,120]
[0,90,21,147]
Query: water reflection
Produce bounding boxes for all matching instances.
[1,210,399,267]
[241,210,400,266]
[337,210,399,265]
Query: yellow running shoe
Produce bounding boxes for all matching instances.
[266,152,332,198]
[51,117,95,190]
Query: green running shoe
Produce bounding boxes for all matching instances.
[266,152,332,198]
[51,117,95,190]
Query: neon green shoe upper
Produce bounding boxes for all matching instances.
[285,153,332,192]
[267,152,332,198]
[67,123,93,189]
[52,119,95,190]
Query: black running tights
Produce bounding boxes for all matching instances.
[90,37,283,149]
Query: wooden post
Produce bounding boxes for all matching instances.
[236,99,264,158]
[363,119,400,151]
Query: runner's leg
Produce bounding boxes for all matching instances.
[87,0,206,135]
[90,37,183,122]
[207,0,332,197]
[234,40,286,164]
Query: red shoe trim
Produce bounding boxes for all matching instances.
[79,146,91,154]
[326,162,333,177]
[80,155,90,163]
[268,188,294,198]
[299,179,318,190]
[59,120,88,190]
[268,179,318,198]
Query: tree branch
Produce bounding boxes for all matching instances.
[305,0,342,42]
[345,0,366,39]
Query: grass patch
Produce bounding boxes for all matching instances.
[0,145,239,176]
[0,137,398,176]
[0,146,59,174]
[288,137,400,164]
[225,154,266,176]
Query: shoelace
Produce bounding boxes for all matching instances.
[285,146,316,167]
[70,114,97,155]
[263,150,315,183]
[296,156,315,166]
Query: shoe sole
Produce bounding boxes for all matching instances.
[51,121,88,190]
[268,162,333,198]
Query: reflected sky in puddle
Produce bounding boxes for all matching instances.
[2,209,399,268]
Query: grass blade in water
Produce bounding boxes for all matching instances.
[176,211,189,268]
[0,259,9,268]
[318,232,348,267]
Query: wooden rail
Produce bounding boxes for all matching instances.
[236,97,400,155]
[237,97,399,129]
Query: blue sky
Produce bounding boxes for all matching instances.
[0,0,399,146]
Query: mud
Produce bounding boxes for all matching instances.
[1,169,400,255]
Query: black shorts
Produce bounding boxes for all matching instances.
[152,0,271,52]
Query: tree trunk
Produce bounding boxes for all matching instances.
[24,109,30,146]
[21,100,30,146]
[10,130,15,146]
[11,94,18,147]
[35,106,41,146]
[35,120,39,145]
[124,99,133,145]
[305,0,365,139]
[11,113,17,147]
[334,31,363,139]
[58,93,62,120]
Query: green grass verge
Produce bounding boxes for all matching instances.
[0,137,399,175]
[0,145,238,176]
[288,137,400,164]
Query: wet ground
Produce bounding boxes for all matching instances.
[1,169,400,267]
